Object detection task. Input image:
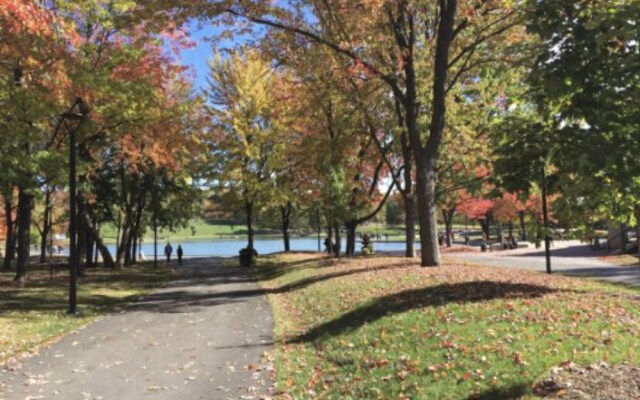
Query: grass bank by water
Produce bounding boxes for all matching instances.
[257,253,640,399]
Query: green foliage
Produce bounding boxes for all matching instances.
[527,0,640,224]
[205,50,287,214]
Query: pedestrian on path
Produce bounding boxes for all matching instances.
[164,242,173,264]
[177,245,184,266]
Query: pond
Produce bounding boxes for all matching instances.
[95,236,412,258]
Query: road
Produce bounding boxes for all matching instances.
[446,241,640,286]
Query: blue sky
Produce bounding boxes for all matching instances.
[179,21,217,92]
[178,19,264,93]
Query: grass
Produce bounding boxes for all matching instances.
[255,253,640,399]
[0,263,170,362]
[99,218,243,243]
[599,253,640,266]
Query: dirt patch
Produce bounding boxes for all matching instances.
[598,254,640,267]
[534,362,640,399]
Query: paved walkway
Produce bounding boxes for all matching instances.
[446,241,640,286]
[0,258,273,400]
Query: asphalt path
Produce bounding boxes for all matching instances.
[0,258,274,400]
[446,241,640,286]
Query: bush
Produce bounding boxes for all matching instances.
[239,247,258,267]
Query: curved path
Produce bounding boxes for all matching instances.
[1,258,274,400]
[447,241,640,286]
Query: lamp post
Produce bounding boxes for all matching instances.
[62,98,89,314]
[540,164,552,274]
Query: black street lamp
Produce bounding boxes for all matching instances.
[62,98,89,314]
[540,164,552,274]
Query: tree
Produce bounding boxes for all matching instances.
[527,0,640,257]
[206,50,288,262]
[457,190,495,240]
[141,0,526,266]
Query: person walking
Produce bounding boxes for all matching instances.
[164,242,173,264]
[177,245,184,266]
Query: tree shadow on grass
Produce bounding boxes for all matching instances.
[290,281,569,343]
[126,262,414,313]
[162,256,331,288]
[466,383,531,400]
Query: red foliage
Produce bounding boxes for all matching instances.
[457,191,494,221]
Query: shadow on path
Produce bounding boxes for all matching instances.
[561,266,640,285]
[515,245,611,258]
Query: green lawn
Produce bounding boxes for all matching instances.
[0,263,170,362]
[93,219,484,245]
[99,219,246,243]
[256,254,640,399]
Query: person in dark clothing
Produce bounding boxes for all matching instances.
[164,242,173,264]
[323,238,334,254]
[177,245,184,266]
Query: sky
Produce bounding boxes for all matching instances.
[178,19,264,93]
[179,21,217,93]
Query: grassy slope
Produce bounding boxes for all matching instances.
[0,264,170,362]
[99,219,242,243]
[96,219,476,244]
[257,254,640,400]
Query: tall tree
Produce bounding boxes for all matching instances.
[206,50,288,262]
[140,0,526,266]
[527,0,640,256]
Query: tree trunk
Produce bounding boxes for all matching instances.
[280,202,291,252]
[246,200,254,250]
[333,224,341,257]
[76,198,89,275]
[406,0,456,266]
[518,211,527,241]
[414,165,440,266]
[115,221,129,269]
[77,195,115,269]
[86,232,95,268]
[132,236,138,264]
[117,201,135,268]
[635,204,640,260]
[442,208,455,247]
[326,224,333,254]
[3,193,15,270]
[14,187,33,282]
[131,193,146,265]
[479,218,491,240]
[124,225,134,266]
[39,187,52,263]
[404,195,416,257]
[345,221,357,256]
[94,221,100,265]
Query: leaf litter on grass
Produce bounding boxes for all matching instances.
[258,254,640,399]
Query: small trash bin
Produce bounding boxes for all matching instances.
[239,247,258,267]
